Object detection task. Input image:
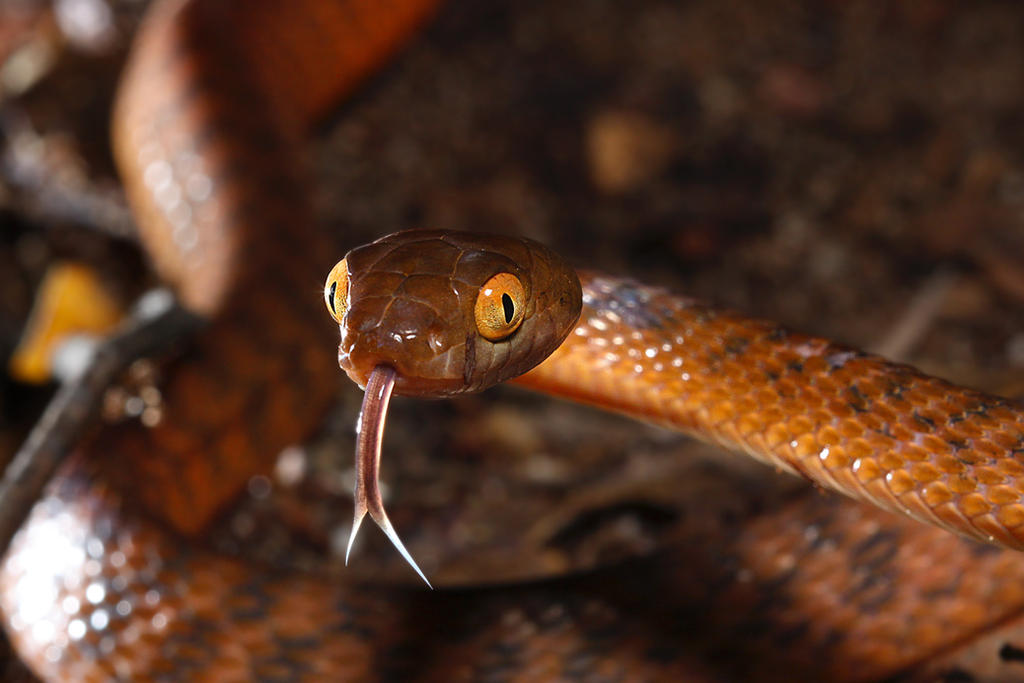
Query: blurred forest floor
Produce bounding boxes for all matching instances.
[1,0,1024,679]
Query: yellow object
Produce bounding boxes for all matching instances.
[474,272,526,341]
[9,262,124,383]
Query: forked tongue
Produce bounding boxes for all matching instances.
[346,364,432,588]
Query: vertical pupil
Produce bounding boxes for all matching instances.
[329,281,337,314]
[501,293,514,323]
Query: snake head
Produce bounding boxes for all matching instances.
[324,229,582,397]
[323,230,581,585]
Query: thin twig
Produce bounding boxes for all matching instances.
[872,268,957,363]
[1,111,137,240]
[0,289,202,555]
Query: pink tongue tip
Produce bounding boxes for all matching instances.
[347,364,433,589]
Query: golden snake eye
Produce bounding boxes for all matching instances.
[324,258,349,324]
[475,272,526,341]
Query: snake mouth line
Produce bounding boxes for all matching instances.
[347,363,433,588]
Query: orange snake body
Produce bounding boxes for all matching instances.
[3,0,1024,680]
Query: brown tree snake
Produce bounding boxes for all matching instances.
[2,0,1024,680]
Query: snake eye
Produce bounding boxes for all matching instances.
[324,258,349,324]
[475,272,526,341]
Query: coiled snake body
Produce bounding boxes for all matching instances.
[3,0,1024,680]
